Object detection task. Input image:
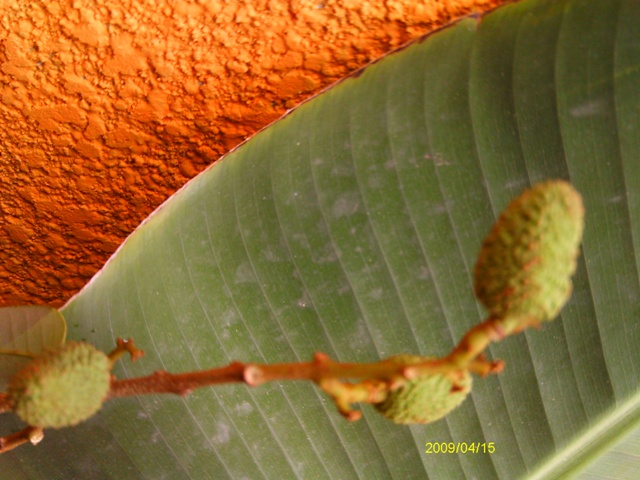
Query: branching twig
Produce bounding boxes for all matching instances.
[107,353,424,400]
[106,349,502,421]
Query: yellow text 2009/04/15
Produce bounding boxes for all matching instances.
[425,442,496,454]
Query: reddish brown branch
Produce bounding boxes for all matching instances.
[107,353,441,401]
[108,361,248,399]
[0,426,43,454]
[106,350,502,415]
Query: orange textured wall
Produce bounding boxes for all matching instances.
[0,0,504,307]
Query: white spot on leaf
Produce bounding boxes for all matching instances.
[332,192,360,218]
[211,421,231,445]
[570,97,608,117]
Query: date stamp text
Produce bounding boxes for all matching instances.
[425,442,495,454]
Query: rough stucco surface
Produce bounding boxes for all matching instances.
[0,0,503,307]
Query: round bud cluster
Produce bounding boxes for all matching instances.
[474,180,584,324]
[8,341,111,429]
[374,355,472,424]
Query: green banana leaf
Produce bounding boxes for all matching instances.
[3,0,640,477]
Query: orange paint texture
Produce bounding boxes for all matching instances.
[0,0,503,306]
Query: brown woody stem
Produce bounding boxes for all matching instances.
[0,426,44,454]
[106,347,503,422]
[108,353,423,400]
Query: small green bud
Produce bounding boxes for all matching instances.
[474,180,584,324]
[8,342,111,429]
[374,355,472,424]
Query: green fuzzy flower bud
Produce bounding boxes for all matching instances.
[8,341,111,429]
[374,355,472,424]
[474,180,584,324]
